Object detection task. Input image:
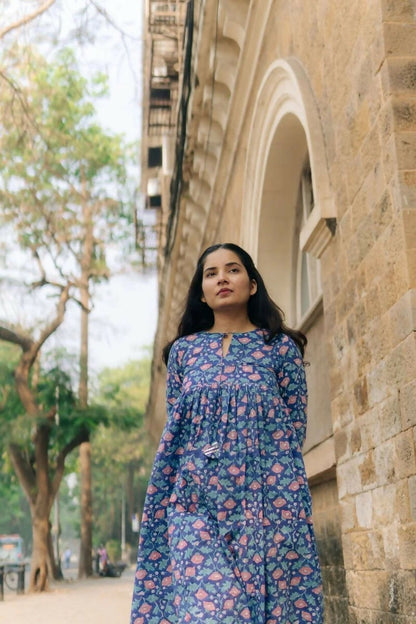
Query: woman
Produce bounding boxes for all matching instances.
[131,243,323,624]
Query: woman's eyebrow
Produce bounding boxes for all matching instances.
[203,261,242,273]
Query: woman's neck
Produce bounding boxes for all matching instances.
[209,311,257,334]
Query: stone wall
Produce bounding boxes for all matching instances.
[144,0,416,620]
[312,478,349,624]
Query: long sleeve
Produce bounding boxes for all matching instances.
[275,336,308,448]
[166,339,184,418]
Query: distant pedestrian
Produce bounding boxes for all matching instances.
[131,243,323,623]
[97,545,108,573]
[63,547,71,569]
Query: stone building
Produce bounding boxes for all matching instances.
[141,1,416,622]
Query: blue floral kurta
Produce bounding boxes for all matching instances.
[131,330,323,624]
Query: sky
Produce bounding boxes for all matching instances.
[0,0,159,373]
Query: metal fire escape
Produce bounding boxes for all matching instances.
[147,1,188,136]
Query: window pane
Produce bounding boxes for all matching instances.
[300,251,310,316]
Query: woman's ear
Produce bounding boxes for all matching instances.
[201,295,206,303]
[250,279,257,296]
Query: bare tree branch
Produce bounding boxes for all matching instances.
[0,0,57,40]
[8,443,37,504]
[35,283,71,356]
[0,325,33,352]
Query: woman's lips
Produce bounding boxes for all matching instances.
[217,288,232,295]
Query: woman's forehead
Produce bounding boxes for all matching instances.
[203,248,242,269]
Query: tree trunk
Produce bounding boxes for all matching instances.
[77,196,94,578]
[78,440,93,577]
[29,512,53,591]
[78,283,93,577]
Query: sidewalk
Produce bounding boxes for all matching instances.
[0,567,135,624]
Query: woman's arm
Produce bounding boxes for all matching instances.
[275,335,308,448]
[166,339,184,416]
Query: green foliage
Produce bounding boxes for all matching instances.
[0,451,32,547]
[105,538,120,562]
[0,44,136,281]
[90,356,152,547]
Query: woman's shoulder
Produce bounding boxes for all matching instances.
[171,332,204,349]
[168,333,205,360]
[266,332,303,359]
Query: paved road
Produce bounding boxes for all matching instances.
[0,567,135,624]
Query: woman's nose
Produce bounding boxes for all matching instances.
[217,273,228,283]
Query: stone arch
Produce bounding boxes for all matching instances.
[242,59,335,319]
[242,57,335,455]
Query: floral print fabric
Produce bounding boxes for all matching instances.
[131,330,323,624]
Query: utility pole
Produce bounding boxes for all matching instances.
[121,489,126,562]
[54,385,63,579]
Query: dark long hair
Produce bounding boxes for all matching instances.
[162,243,307,363]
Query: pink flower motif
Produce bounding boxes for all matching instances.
[241,570,252,581]
[200,531,211,540]
[224,499,237,509]
[295,599,307,608]
[273,497,286,508]
[299,566,313,575]
[138,603,152,614]
[208,571,223,581]
[203,601,216,612]
[148,550,162,560]
[301,611,313,621]
[195,588,208,600]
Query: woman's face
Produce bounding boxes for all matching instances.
[201,248,257,313]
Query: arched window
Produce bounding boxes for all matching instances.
[295,159,322,325]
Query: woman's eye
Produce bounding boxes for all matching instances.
[205,271,215,277]
[229,268,239,273]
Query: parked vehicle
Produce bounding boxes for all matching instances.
[98,560,127,578]
[0,535,24,564]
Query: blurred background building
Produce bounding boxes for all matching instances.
[141,1,416,622]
